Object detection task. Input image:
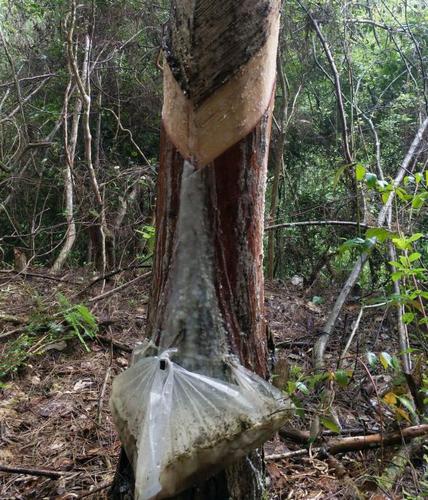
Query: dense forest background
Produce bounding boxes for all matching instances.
[0,0,427,287]
[1,0,428,498]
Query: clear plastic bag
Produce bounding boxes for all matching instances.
[110,350,292,500]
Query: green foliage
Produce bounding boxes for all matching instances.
[0,296,97,379]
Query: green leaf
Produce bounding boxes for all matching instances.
[402,312,415,324]
[391,356,401,370]
[333,164,348,189]
[355,164,366,181]
[335,370,350,387]
[287,381,296,394]
[412,193,428,209]
[380,352,392,369]
[397,396,417,418]
[395,187,411,201]
[296,381,309,395]
[365,227,393,243]
[367,351,378,367]
[408,233,423,243]
[320,416,341,434]
[382,191,391,204]
[392,237,409,251]
[408,252,421,263]
[399,255,408,266]
[75,304,97,331]
[391,271,403,282]
[339,237,376,254]
[365,172,378,188]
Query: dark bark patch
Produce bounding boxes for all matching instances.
[164,0,274,106]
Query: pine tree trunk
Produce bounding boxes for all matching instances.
[110,1,280,498]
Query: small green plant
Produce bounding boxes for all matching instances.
[283,364,353,433]
[137,224,156,257]
[57,294,98,351]
[0,295,98,379]
[367,350,419,423]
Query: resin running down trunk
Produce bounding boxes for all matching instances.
[110,1,282,498]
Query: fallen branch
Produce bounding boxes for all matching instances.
[78,481,113,499]
[95,334,133,353]
[0,269,80,284]
[279,426,372,443]
[75,259,152,297]
[327,424,428,454]
[376,439,424,493]
[88,271,151,304]
[265,220,372,231]
[266,424,428,460]
[265,449,310,461]
[338,301,389,367]
[0,313,28,324]
[0,464,65,479]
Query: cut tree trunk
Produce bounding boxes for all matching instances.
[110,1,281,499]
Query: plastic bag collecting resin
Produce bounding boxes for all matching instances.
[110,350,293,500]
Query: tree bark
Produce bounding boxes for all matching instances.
[110,1,280,498]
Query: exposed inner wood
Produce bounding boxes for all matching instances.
[148,105,273,382]
[164,0,275,105]
[162,4,279,167]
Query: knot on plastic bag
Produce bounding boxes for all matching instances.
[110,352,293,500]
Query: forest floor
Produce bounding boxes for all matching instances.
[0,269,426,499]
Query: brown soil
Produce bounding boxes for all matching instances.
[0,271,425,499]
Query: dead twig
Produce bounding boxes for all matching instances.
[0,313,28,324]
[265,449,311,460]
[0,464,65,479]
[88,271,151,304]
[78,481,113,498]
[97,366,111,425]
[75,260,152,297]
[0,269,80,284]
[265,220,372,231]
[0,326,25,340]
[96,334,132,353]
